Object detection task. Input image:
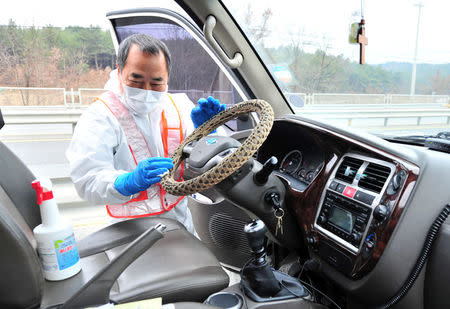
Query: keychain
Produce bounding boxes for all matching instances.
[274,207,284,236]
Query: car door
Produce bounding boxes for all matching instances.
[106,6,261,269]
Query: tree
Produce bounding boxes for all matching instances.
[430,70,450,95]
[244,4,273,45]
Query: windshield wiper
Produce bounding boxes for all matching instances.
[381,131,450,146]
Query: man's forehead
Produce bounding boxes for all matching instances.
[128,44,164,62]
[123,45,168,79]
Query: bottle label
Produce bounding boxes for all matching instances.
[37,243,59,272]
[54,233,80,270]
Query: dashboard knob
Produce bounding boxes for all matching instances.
[392,174,402,190]
[306,236,316,245]
[374,204,389,221]
[318,215,327,225]
[351,232,362,243]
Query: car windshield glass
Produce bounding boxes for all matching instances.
[222,0,450,139]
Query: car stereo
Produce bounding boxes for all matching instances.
[314,154,395,253]
[316,190,371,248]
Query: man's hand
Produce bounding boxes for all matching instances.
[191,96,227,129]
[114,157,174,196]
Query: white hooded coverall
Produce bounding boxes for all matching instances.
[66,89,196,234]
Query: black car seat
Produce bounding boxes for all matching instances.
[0,109,229,308]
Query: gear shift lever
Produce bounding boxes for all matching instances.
[242,220,309,302]
[242,220,281,297]
[244,219,267,265]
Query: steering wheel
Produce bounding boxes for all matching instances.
[160,99,274,196]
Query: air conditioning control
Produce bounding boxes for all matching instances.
[318,214,327,225]
[351,232,362,243]
[374,204,388,221]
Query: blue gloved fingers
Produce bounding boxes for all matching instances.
[145,176,163,187]
[192,96,226,129]
[197,97,208,105]
[139,157,173,171]
[203,96,221,115]
[143,161,173,171]
[115,157,174,197]
[206,96,226,115]
[144,157,173,164]
[145,167,170,180]
[191,104,209,128]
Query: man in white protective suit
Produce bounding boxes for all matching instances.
[66,34,226,234]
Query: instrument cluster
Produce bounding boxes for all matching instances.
[279,149,324,184]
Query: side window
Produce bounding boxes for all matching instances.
[113,17,246,130]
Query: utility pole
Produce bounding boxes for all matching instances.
[410,2,423,96]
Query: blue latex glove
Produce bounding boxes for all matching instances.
[114,157,174,196]
[190,96,227,129]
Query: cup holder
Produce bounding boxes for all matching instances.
[204,292,243,309]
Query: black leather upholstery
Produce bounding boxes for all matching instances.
[41,218,230,307]
[77,217,186,257]
[0,142,41,229]
[0,186,44,308]
[0,141,229,308]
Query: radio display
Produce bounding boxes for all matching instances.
[329,207,356,234]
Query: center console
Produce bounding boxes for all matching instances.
[310,153,413,278]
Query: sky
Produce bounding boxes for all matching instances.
[1,0,449,64]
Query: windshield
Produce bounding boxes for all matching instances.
[222,0,450,138]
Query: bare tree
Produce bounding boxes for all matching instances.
[244,4,273,45]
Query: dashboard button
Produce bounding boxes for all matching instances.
[329,181,338,190]
[305,171,315,182]
[298,168,307,178]
[354,190,375,205]
[336,184,345,193]
[343,186,356,198]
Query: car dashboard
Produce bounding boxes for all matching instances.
[256,114,450,302]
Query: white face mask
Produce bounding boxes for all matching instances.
[122,84,167,115]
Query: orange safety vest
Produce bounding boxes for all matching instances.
[96,91,184,218]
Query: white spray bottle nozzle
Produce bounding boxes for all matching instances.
[31,178,54,205]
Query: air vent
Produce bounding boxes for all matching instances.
[335,157,364,184]
[359,163,391,193]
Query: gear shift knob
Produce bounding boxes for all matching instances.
[244,219,267,256]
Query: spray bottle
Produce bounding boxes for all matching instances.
[31,178,81,281]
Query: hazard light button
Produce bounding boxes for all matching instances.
[343,186,356,198]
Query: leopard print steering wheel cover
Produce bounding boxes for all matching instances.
[160,99,274,196]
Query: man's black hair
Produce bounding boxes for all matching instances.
[117,33,171,76]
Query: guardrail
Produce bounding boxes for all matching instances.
[0,87,67,106]
[1,87,449,132]
[1,106,85,132]
[285,92,449,106]
[1,87,449,106]
[2,105,450,132]
[296,108,450,127]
